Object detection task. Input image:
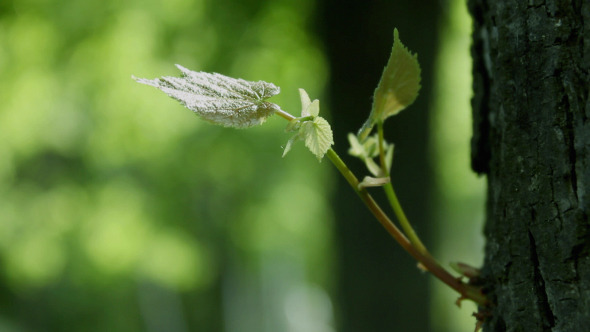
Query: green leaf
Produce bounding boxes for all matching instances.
[299,88,319,117]
[348,133,379,159]
[283,89,333,161]
[282,134,299,157]
[358,29,421,140]
[347,133,365,158]
[306,100,320,117]
[301,116,333,161]
[374,29,421,119]
[133,65,280,128]
[347,132,394,176]
[299,88,312,115]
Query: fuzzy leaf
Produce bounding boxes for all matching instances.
[301,117,333,161]
[133,65,280,128]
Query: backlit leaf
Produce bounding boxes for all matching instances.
[301,116,333,161]
[299,88,312,116]
[283,89,333,161]
[358,29,421,140]
[134,65,280,128]
[373,29,421,119]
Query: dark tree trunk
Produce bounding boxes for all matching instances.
[469,1,590,331]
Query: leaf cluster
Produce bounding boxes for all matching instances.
[282,89,334,161]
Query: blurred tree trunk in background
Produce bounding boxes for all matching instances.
[469,1,590,331]
[318,1,440,331]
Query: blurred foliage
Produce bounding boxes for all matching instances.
[0,0,334,331]
[429,0,486,331]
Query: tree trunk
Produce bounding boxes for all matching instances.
[469,1,590,331]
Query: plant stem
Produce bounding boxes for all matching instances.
[274,108,487,305]
[376,123,429,255]
[275,107,296,121]
[326,148,487,305]
[326,149,413,250]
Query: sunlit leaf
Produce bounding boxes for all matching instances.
[299,88,319,117]
[283,89,333,161]
[306,100,320,118]
[134,65,281,128]
[358,29,421,140]
[299,88,312,116]
[301,116,333,161]
[373,29,421,119]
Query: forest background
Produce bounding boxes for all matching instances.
[0,0,486,331]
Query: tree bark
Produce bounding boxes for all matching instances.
[469,1,590,331]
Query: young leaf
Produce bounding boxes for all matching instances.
[282,134,299,157]
[347,132,394,176]
[347,133,366,158]
[358,29,421,140]
[283,89,334,161]
[299,88,320,117]
[133,65,280,128]
[306,100,320,117]
[301,117,334,161]
[299,88,312,116]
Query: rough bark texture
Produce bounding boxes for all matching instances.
[469,0,590,331]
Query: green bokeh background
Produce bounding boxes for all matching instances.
[0,0,484,331]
